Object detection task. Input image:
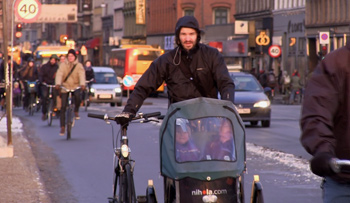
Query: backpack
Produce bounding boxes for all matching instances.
[267,73,276,87]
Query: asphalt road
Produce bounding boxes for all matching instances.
[15,97,322,203]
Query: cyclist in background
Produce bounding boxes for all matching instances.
[39,54,59,120]
[82,60,95,104]
[55,49,85,136]
[116,16,235,125]
[59,54,66,65]
[19,58,38,111]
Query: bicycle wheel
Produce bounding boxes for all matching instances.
[66,107,73,140]
[29,94,34,116]
[47,99,53,126]
[125,163,136,203]
[84,96,88,111]
[119,163,136,203]
[251,178,264,203]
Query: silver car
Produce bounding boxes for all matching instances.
[90,67,123,106]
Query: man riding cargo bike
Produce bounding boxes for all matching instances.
[100,16,264,203]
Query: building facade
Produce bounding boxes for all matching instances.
[273,0,306,82]
[305,0,350,74]
[235,0,274,73]
[146,0,236,51]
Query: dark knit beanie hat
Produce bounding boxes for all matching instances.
[67,49,76,59]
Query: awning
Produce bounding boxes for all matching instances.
[85,37,100,49]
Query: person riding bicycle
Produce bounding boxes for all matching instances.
[39,54,59,120]
[300,41,350,202]
[55,49,86,136]
[116,16,235,125]
[19,58,39,111]
[82,60,95,105]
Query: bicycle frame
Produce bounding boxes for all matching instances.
[88,112,160,203]
[25,80,38,116]
[42,83,56,126]
[84,79,94,111]
[61,86,81,140]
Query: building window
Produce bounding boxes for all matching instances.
[214,8,228,24]
[184,8,194,16]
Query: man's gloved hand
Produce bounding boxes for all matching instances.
[310,152,335,177]
[55,84,61,90]
[81,85,86,91]
[115,112,135,127]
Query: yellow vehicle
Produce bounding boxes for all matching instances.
[34,45,71,64]
[109,45,165,93]
[7,46,22,65]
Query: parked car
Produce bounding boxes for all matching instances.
[89,67,123,107]
[230,71,271,127]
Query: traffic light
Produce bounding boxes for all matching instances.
[16,24,22,32]
[15,24,22,39]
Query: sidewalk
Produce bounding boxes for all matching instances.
[0,115,50,203]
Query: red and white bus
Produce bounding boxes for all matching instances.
[109,45,164,93]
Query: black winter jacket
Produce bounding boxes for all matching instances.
[39,61,59,85]
[123,44,235,114]
[300,42,350,182]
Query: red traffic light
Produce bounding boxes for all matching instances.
[16,24,22,32]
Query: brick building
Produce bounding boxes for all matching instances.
[146,0,236,51]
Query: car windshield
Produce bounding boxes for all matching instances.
[231,74,262,92]
[95,72,118,84]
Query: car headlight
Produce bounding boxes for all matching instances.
[121,144,129,158]
[114,87,122,93]
[253,100,270,108]
[90,88,95,93]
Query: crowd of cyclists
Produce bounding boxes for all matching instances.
[0,50,95,135]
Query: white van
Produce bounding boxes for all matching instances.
[90,67,123,106]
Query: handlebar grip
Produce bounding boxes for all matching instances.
[88,113,106,120]
[142,112,161,119]
[330,158,340,173]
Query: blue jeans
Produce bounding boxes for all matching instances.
[323,177,350,203]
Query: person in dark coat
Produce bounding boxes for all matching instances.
[19,58,39,110]
[116,16,235,124]
[39,54,59,120]
[300,41,350,202]
[83,60,95,102]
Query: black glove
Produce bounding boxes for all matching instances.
[310,152,335,177]
[115,112,135,127]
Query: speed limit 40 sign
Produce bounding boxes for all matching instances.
[15,0,42,23]
[268,45,282,58]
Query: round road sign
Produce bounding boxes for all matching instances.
[123,76,134,87]
[15,0,42,23]
[268,45,282,58]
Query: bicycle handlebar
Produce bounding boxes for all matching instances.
[60,86,81,92]
[330,158,350,173]
[88,112,162,123]
[41,82,56,88]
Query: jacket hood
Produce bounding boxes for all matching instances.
[175,16,200,33]
[175,16,203,46]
